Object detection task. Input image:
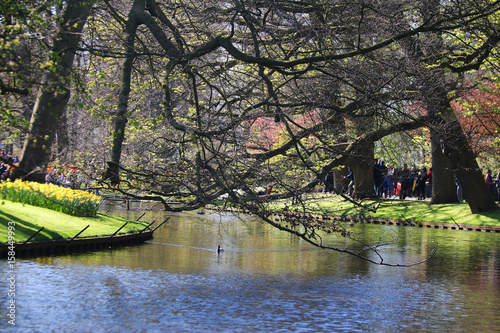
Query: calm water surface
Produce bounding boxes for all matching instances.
[1,210,499,332]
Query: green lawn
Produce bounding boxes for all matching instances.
[267,193,500,227]
[0,200,149,243]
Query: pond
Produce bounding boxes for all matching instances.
[1,209,499,332]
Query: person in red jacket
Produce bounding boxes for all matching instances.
[426,167,432,197]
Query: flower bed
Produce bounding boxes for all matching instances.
[0,179,102,217]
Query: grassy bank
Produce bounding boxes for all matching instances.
[2,193,499,244]
[0,200,148,244]
[266,193,500,227]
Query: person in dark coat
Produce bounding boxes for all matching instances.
[399,164,410,200]
[416,167,427,200]
[323,170,334,193]
[374,160,387,196]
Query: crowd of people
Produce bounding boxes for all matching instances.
[0,148,18,181]
[373,161,432,200]
[323,161,434,199]
[1,147,97,192]
[376,162,499,202]
[324,159,500,202]
[44,167,93,190]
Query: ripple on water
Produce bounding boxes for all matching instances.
[0,260,474,333]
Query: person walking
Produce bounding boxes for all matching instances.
[373,160,387,196]
[496,168,500,203]
[323,171,334,193]
[399,164,410,200]
[426,167,432,198]
[417,167,427,200]
[344,166,354,196]
[485,169,495,197]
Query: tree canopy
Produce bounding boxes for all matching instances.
[97,0,500,211]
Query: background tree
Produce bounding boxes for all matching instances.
[102,0,499,215]
[10,0,94,181]
[0,1,54,153]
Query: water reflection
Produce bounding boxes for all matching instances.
[1,210,499,332]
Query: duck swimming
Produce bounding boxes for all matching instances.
[216,245,224,253]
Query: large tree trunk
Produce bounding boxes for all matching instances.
[350,155,375,199]
[410,0,495,213]
[435,114,497,213]
[393,0,495,213]
[425,83,495,212]
[11,0,92,182]
[422,66,496,212]
[333,168,348,193]
[348,116,375,199]
[430,130,457,204]
[103,0,145,185]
